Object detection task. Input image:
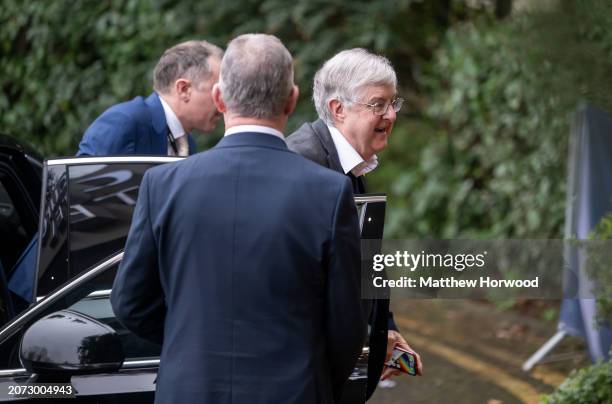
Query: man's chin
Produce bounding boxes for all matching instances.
[373,140,388,153]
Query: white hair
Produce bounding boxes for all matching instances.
[313,48,397,124]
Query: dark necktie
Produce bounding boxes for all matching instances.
[347,173,366,194]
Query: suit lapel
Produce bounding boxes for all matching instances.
[311,120,368,193]
[145,92,169,154]
[187,134,197,155]
[311,120,343,172]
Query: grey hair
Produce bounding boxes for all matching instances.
[313,48,397,125]
[153,40,223,94]
[219,34,294,119]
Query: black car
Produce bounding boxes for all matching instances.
[0,136,386,403]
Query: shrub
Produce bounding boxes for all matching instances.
[374,1,612,238]
[375,17,568,238]
[584,214,612,326]
[0,0,479,156]
[541,357,612,404]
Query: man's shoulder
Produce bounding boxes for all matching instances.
[287,120,331,167]
[97,95,152,123]
[291,149,346,180]
[280,145,350,192]
[146,147,219,179]
[77,94,161,156]
[286,120,323,149]
[201,140,349,188]
[138,159,184,194]
[83,94,157,139]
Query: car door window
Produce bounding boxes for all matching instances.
[51,261,161,360]
[68,163,151,277]
[0,177,29,273]
[68,294,161,360]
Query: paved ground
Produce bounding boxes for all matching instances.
[368,299,588,404]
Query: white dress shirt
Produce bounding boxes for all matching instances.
[327,124,378,177]
[159,96,189,156]
[224,125,285,141]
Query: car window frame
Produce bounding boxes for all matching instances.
[35,156,183,298]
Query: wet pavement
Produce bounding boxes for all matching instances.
[369,299,588,404]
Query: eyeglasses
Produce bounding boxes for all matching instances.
[352,98,404,116]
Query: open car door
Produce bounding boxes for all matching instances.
[0,155,387,403]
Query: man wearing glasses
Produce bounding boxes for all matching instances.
[287,48,422,401]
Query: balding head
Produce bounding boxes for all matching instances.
[217,34,296,121]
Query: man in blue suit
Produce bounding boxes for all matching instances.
[77,40,223,156]
[111,34,366,403]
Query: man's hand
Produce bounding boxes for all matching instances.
[380,330,423,380]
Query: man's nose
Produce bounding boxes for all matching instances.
[383,104,397,121]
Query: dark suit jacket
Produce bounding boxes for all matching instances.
[77,92,196,156]
[287,119,397,401]
[111,132,366,404]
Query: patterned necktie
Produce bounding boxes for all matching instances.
[167,129,178,156]
[176,135,189,157]
[167,131,189,157]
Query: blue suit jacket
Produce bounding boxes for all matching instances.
[77,92,196,156]
[111,132,366,404]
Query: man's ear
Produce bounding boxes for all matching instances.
[212,83,226,113]
[284,85,299,116]
[175,78,191,102]
[329,99,345,123]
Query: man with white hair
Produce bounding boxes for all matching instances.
[287,48,423,400]
[112,34,366,403]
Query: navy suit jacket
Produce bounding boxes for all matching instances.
[111,132,366,404]
[77,92,196,156]
[287,120,398,400]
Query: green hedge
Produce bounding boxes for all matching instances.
[541,357,612,404]
[584,214,612,326]
[372,1,612,238]
[0,0,476,156]
[4,1,612,240]
[1,1,186,155]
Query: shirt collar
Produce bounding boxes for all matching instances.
[327,124,378,176]
[224,125,285,141]
[159,95,186,140]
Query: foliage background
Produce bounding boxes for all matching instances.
[4,1,612,398]
[2,0,612,241]
[584,214,612,326]
[541,354,612,404]
[1,0,477,156]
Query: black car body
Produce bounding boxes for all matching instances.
[0,135,42,324]
[0,138,386,403]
